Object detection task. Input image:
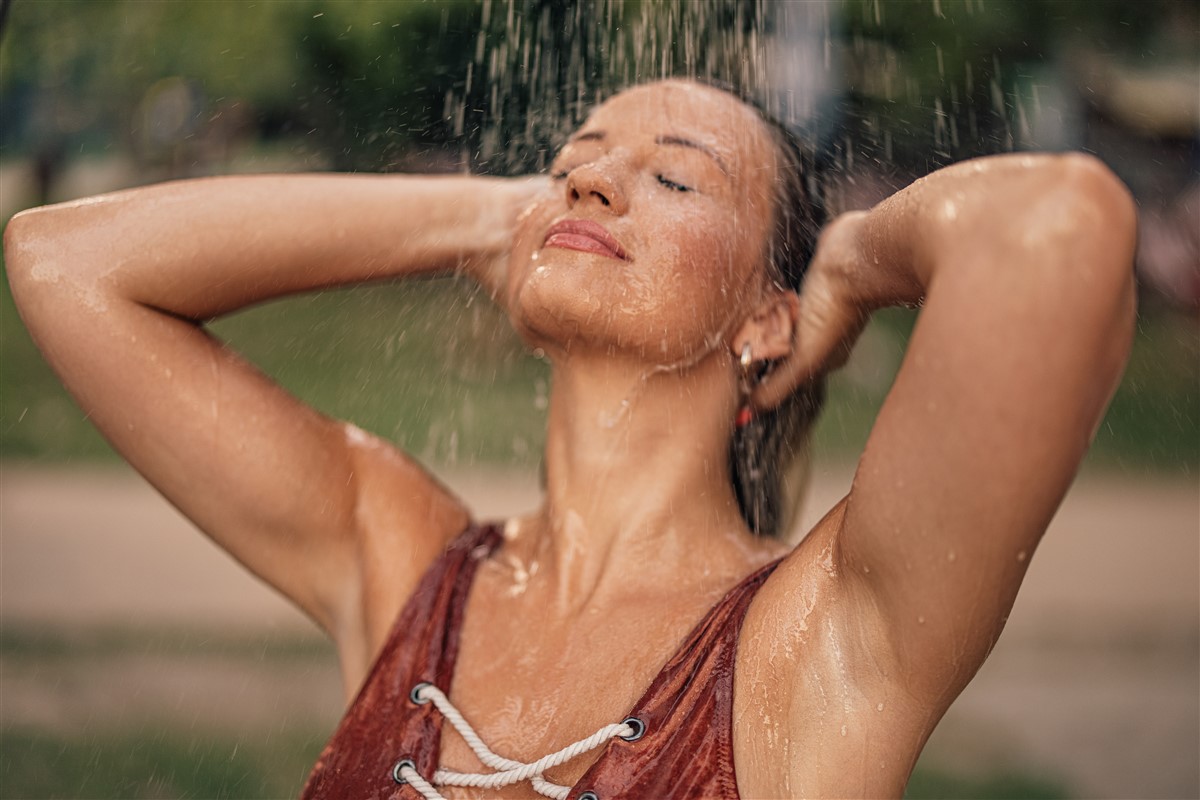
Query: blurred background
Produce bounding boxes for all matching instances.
[1,0,1196,797]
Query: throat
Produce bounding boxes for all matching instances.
[534,349,750,577]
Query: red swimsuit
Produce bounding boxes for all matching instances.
[301,523,782,800]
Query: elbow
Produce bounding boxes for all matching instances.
[1004,154,1138,304]
[1058,153,1138,248]
[4,207,52,308]
[5,204,102,313]
[1063,154,1139,317]
[1041,155,1139,360]
[1042,153,1138,274]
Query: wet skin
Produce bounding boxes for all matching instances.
[507,81,780,365]
[5,79,1138,798]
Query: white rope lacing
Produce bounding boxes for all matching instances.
[393,682,642,800]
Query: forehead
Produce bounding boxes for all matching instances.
[578,82,776,178]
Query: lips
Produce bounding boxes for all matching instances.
[543,219,629,261]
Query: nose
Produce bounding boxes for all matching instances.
[565,160,629,215]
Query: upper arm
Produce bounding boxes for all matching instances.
[4,207,468,659]
[834,155,1138,700]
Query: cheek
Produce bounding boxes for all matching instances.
[646,207,757,336]
[600,212,756,360]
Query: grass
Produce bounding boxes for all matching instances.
[0,625,334,664]
[904,767,1068,799]
[4,264,1196,473]
[1,626,339,799]
[1,727,329,800]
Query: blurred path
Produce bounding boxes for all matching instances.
[2,462,1197,798]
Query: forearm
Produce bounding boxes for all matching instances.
[5,173,524,320]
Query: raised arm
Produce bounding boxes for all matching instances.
[4,174,537,684]
[835,154,1136,700]
[760,154,1137,715]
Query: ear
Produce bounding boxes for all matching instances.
[731,290,801,411]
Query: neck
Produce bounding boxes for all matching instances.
[506,347,771,609]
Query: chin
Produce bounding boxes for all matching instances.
[511,280,717,368]
[507,246,733,365]
[509,268,601,353]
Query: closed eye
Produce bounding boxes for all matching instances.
[657,175,692,192]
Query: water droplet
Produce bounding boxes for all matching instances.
[876,702,885,712]
[947,550,957,563]
[917,615,926,624]
[1016,550,1028,562]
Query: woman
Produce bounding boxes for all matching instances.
[5,80,1136,798]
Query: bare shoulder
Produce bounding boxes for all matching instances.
[335,423,470,690]
[733,499,927,797]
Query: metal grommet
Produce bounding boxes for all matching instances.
[392,758,416,785]
[409,682,432,704]
[578,792,599,800]
[619,716,646,742]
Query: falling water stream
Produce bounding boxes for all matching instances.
[387,0,1052,466]
[447,0,1040,180]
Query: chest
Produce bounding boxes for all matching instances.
[435,578,728,797]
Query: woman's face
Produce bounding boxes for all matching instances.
[507,80,780,365]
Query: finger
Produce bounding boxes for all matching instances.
[753,269,868,410]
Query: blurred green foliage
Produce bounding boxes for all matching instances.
[4,0,1194,171]
[1,0,490,170]
[835,0,1198,166]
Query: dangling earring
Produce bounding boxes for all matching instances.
[736,342,754,428]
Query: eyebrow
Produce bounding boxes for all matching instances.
[569,130,606,144]
[655,135,729,174]
[565,130,730,174]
